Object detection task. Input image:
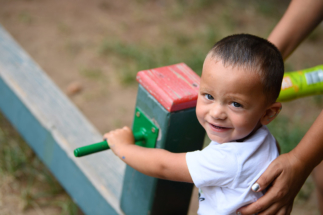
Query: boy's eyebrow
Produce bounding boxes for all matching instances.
[199,86,214,94]
[198,84,209,91]
[224,93,252,105]
[228,95,248,103]
[199,87,250,103]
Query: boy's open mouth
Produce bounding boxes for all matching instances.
[209,123,230,131]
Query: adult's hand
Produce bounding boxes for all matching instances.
[237,152,311,215]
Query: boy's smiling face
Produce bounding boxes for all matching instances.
[196,56,270,143]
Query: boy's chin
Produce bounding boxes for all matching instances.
[208,135,230,144]
[208,133,249,144]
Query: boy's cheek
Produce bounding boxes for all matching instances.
[195,102,205,120]
[195,110,205,128]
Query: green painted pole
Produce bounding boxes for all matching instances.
[74,140,109,157]
[74,131,145,157]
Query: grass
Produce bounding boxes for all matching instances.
[267,115,309,154]
[98,38,207,84]
[18,12,32,24]
[96,0,290,87]
[80,67,104,80]
[0,113,83,215]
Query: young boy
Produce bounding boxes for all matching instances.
[104,34,284,215]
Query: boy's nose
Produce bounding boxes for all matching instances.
[210,104,227,120]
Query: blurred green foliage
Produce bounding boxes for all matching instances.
[268,115,309,154]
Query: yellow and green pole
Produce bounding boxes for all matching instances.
[278,65,323,102]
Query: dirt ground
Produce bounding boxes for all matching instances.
[0,0,322,214]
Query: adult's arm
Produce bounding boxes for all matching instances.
[268,0,323,60]
[237,0,323,214]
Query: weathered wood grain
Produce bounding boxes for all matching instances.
[0,24,125,215]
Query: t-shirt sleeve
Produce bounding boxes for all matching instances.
[186,144,238,188]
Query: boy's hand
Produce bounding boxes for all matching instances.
[103,127,192,183]
[103,126,135,157]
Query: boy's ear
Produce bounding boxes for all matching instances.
[260,102,282,125]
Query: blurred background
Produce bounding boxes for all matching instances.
[0,0,322,214]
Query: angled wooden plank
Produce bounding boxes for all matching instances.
[0,24,125,215]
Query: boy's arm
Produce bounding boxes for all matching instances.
[103,126,193,183]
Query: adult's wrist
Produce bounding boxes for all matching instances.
[292,110,323,169]
[287,149,314,176]
[290,143,322,174]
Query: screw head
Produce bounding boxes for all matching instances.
[136,112,140,117]
[151,127,156,133]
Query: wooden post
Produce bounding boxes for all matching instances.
[121,63,205,215]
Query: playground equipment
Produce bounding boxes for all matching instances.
[0,25,125,215]
[1,23,323,214]
[72,63,206,215]
[0,24,205,214]
[74,107,160,157]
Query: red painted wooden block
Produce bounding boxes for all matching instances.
[136,63,200,112]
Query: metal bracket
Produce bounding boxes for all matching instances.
[73,107,159,157]
[132,107,159,148]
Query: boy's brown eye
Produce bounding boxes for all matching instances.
[205,94,214,100]
[232,102,242,108]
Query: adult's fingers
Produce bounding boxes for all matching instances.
[238,153,305,215]
[238,186,280,214]
[252,158,283,193]
[239,193,292,215]
[258,200,293,215]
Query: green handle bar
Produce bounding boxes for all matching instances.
[74,130,146,157]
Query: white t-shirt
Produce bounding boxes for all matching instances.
[186,126,278,215]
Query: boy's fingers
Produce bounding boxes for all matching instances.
[103,130,118,139]
[103,133,109,140]
[122,126,132,132]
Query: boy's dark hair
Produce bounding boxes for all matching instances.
[209,34,284,103]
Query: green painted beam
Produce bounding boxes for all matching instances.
[0,24,125,215]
